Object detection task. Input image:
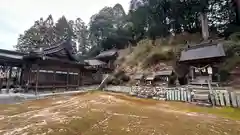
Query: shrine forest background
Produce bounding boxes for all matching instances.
[13,0,240,80]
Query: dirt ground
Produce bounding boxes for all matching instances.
[0,91,240,135]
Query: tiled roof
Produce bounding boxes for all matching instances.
[0,49,25,60]
[133,74,144,80]
[180,43,226,62]
[34,39,78,62]
[95,49,118,58]
[155,70,173,76]
[84,59,106,66]
[145,75,155,81]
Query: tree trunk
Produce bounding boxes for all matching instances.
[200,12,209,41]
[234,0,240,25]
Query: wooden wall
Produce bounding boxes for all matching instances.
[21,64,81,89]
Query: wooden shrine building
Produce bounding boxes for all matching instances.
[22,39,84,91]
[133,73,144,85]
[95,49,118,72]
[179,40,226,85]
[82,59,108,85]
[145,69,173,86]
[0,39,102,93]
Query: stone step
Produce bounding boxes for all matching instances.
[193,90,210,94]
[152,97,166,101]
[188,85,226,90]
[195,102,212,107]
[193,94,209,100]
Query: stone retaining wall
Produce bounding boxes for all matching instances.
[130,86,189,100]
[104,85,131,93]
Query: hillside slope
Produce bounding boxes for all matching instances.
[114,32,240,86]
[115,33,206,77]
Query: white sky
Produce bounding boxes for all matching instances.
[0,0,130,50]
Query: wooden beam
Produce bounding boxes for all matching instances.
[31,64,79,72]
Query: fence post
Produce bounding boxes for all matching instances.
[170,90,172,100]
[230,92,238,108]
[181,90,184,101]
[174,90,177,101]
[214,92,220,106]
[178,90,181,101]
[167,90,170,100]
[224,92,231,107]
[184,90,188,102]
[219,91,225,106]
[172,90,175,100]
[237,95,240,108]
[187,91,191,102]
[208,78,215,107]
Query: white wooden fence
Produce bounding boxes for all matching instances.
[104,85,240,108]
[166,90,192,102]
[131,86,240,108]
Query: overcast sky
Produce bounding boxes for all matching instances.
[0,0,130,50]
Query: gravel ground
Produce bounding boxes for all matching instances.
[0,91,240,135]
[0,85,98,104]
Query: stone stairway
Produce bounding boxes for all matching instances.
[191,88,210,102]
[188,83,226,106]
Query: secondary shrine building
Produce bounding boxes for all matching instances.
[179,40,226,85]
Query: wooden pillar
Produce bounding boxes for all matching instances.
[26,66,32,93]
[77,70,80,87]
[17,68,21,86]
[234,0,240,25]
[19,65,26,89]
[35,65,39,95]
[191,66,194,81]
[53,70,56,89]
[0,66,3,90]
[66,69,69,90]
[6,66,12,92]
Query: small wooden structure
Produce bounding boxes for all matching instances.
[145,74,155,85]
[145,70,173,86]
[155,70,173,82]
[179,41,226,85]
[133,73,144,85]
[82,60,108,85]
[95,49,118,71]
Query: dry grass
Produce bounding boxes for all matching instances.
[123,40,174,70]
[1,91,240,135]
[116,33,203,74]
